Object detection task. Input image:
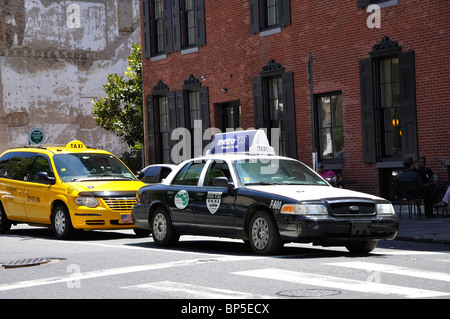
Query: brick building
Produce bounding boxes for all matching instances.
[139,0,450,200]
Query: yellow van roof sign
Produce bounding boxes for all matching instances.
[66,140,86,150]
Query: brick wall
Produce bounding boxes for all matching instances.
[140,0,450,197]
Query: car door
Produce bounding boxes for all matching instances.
[0,152,35,222]
[192,160,237,236]
[167,161,206,232]
[24,154,53,224]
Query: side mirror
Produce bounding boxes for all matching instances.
[36,172,56,185]
[136,171,144,180]
[213,177,234,189]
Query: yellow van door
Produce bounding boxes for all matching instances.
[25,155,54,224]
[1,180,27,222]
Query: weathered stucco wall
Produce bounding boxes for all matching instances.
[0,0,140,157]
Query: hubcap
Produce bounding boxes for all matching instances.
[251,217,269,250]
[54,210,66,235]
[153,213,167,241]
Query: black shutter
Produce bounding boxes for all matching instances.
[163,0,173,53]
[176,91,185,127]
[252,77,264,129]
[359,58,377,163]
[357,0,370,8]
[249,0,260,34]
[399,51,418,161]
[200,87,210,153]
[195,0,206,46]
[172,0,181,51]
[282,72,297,159]
[146,95,157,164]
[279,0,291,27]
[142,0,151,58]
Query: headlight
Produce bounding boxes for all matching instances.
[376,203,395,215]
[281,204,328,215]
[74,196,99,208]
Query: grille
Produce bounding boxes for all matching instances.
[103,198,135,211]
[328,200,376,216]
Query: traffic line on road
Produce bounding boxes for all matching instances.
[232,268,450,298]
[327,261,450,282]
[122,280,273,299]
[0,256,257,292]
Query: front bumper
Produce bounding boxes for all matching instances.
[276,214,399,245]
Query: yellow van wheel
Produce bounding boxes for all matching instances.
[0,204,11,233]
[52,205,75,239]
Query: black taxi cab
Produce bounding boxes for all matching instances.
[0,140,147,239]
[132,130,399,255]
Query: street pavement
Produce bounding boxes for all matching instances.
[395,205,450,245]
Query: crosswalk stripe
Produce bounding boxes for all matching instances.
[122,281,273,299]
[327,261,450,282]
[232,268,450,298]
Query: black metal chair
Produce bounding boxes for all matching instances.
[396,180,424,219]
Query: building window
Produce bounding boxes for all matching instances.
[158,96,170,163]
[379,57,401,158]
[267,76,286,155]
[153,0,165,54]
[142,0,206,58]
[249,0,291,34]
[316,92,344,160]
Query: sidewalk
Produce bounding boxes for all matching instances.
[394,205,450,245]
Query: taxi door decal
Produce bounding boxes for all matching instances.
[174,190,189,209]
[206,191,222,214]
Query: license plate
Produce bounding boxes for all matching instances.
[351,222,371,236]
[120,213,133,224]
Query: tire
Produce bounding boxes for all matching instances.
[345,240,378,254]
[150,207,179,247]
[248,211,283,255]
[0,204,11,233]
[52,205,75,239]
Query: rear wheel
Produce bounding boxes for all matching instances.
[0,205,11,233]
[151,207,179,246]
[248,211,283,255]
[52,205,75,239]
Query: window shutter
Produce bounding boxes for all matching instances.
[199,87,210,152]
[249,0,260,34]
[279,0,291,27]
[195,0,206,46]
[357,0,370,8]
[142,0,151,58]
[176,91,185,127]
[172,0,181,51]
[252,77,264,129]
[399,51,418,161]
[146,95,157,164]
[359,58,377,163]
[163,0,173,53]
[282,72,297,159]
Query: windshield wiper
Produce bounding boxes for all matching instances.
[244,182,279,185]
[70,176,134,182]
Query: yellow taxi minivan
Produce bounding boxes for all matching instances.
[0,140,147,239]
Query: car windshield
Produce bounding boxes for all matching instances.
[233,158,327,186]
[53,153,136,183]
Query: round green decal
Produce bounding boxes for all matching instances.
[174,190,189,210]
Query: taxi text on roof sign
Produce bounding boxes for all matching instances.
[209,130,275,155]
[66,140,86,150]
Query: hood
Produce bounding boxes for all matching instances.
[68,180,145,195]
[245,185,383,202]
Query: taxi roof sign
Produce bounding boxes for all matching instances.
[209,130,275,155]
[65,140,87,150]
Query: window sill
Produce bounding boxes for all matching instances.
[150,54,167,62]
[181,47,199,55]
[259,27,281,38]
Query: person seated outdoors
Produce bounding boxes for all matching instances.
[415,156,437,217]
[434,186,450,208]
[317,163,336,185]
[396,157,433,218]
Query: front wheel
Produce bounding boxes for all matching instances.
[0,205,11,233]
[52,205,75,239]
[345,240,378,254]
[151,207,179,247]
[248,211,283,255]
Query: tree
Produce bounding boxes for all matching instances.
[92,43,143,148]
